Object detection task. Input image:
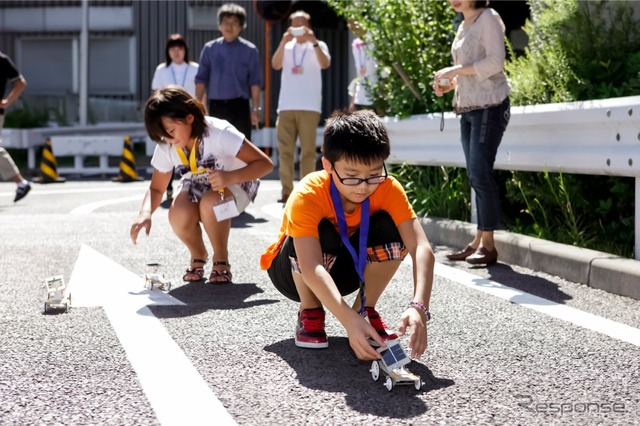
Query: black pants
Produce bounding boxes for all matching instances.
[267,210,403,302]
[208,98,251,142]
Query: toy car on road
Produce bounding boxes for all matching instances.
[370,339,423,391]
[143,263,172,292]
[44,275,71,314]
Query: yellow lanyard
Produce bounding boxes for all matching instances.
[175,138,206,174]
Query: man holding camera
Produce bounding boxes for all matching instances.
[271,10,331,204]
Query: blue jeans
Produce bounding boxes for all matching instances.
[459,97,510,231]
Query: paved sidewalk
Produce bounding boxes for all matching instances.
[421,217,640,301]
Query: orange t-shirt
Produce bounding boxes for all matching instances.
[260,170,416,270]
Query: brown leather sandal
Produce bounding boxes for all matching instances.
[207,261,232,284]
[183,258,207,282]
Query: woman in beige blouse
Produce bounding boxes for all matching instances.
[434,0,511,266]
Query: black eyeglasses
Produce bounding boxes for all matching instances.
[331,163,388,186]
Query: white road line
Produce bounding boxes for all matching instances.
[0,184,147,198]
[68,245,236,425]
[261,202,640,348]
[70,195,143,214]
[434,263,640,347]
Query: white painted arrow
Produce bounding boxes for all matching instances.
[68,244,236,426]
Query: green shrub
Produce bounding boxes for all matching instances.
[327,0,455,117]
[391,164,469,220]
[4,104,49,128]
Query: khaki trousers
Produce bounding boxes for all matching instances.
[0,115,20,181]
[276,110,321,196]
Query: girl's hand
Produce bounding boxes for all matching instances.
[207,168,229,192]
[130,214,152,244]
[397,308,428,359]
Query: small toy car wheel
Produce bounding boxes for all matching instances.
[64,303,69,313]
[414,379,422,390]
[370,361,380,381]
[165,282,172,292]
[384,376,393,392]
[44,302,49,315]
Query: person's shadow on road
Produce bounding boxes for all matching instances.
[484,263,573,304]
[231,211,268,228]
[264,338,454,418]
[149,280,279,319]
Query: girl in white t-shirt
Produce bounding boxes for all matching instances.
[151,34,199,97]
[130,87,273,284]
[152,34,199,200]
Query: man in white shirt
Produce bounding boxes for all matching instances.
[271,10,331,203]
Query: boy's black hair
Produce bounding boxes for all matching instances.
[472,0,489,8]
[322,109,390,165]
[218,3,247,29]
[165,33,190,66]
[144,86,208,144]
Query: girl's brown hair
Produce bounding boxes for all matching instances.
[144,86,208,143]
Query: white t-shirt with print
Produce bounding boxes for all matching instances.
[150,116,246,174]
[276,40,330,113]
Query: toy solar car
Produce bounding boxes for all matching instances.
[370,339,423,391]
[44,275,71,314]
[143,263,172,292]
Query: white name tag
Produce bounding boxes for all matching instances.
[213,196,240,221]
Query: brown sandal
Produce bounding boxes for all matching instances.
[207,261,232,284]
[183,258,207,282]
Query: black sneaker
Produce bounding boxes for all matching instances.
[14,183,31,202]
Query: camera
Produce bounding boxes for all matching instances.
[438,78,451,87]
[291,26,305,37]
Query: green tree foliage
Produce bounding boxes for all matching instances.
[506,0,640,104]
[327,0,455,117]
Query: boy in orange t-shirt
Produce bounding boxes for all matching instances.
[260,109,435,361]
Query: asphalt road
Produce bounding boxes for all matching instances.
[1,178,639,426]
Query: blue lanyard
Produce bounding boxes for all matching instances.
[329,177,370,314]
[292,43,308,68]
[170,64,188,88]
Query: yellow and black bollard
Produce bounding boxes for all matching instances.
[36,138,66,183]
[112,136,141,182]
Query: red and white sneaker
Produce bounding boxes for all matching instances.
[365,307,399,346]
[295,308,329,349]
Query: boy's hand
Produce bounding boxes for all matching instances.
[345,314,385,360]
[398,308,428,359]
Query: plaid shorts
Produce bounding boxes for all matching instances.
[268,210,407,302]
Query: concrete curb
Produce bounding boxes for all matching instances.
[420,217,640,301]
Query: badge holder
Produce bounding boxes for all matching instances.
[213,189,240,221]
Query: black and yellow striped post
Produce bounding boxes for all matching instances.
[37,138,66,183]
[112,136,141,182]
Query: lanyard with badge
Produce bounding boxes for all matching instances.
[170,64,188,88]
[292,43,308,75]
[329,177,370,315]
[175,138,240,220]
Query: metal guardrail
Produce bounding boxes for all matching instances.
[1,122,147,170]
[382,95,640,260]
[2,97,638,258]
